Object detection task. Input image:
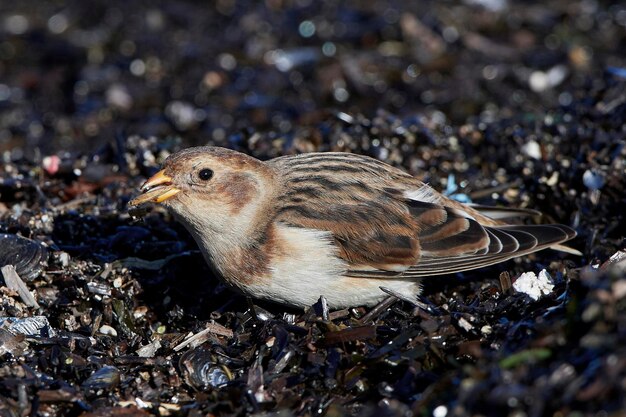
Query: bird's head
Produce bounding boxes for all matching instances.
[129,146,276,237]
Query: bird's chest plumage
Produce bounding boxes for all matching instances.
[190,223,418,309]
[239,224,348,307]
[201,223,347,302]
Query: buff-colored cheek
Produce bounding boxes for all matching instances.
[213,173,257,214]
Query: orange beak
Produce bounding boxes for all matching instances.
[128,170,181,207]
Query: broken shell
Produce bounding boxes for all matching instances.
[180,347,231,389]
[0,316,57,337]
[0,234,48,281]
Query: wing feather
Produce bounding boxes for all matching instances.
[347,224,575,278]
[270,153,576,279]
[467,204,542,220]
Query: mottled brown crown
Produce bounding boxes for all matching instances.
[162,146,269,177]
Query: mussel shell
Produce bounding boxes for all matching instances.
[0,234,48,281]
[81,366,121,390]
[180,347,231,389]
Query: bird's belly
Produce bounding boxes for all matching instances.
[197,223,422,308]
[242,273,422,309]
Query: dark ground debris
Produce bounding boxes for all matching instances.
[0,1,625,416]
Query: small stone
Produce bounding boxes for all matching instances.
[99,325,118,337]
[58,252,70,267]
[522,140,541,160]
[583,169,605,190]
[458,317,473,332]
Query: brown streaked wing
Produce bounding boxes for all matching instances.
[346,224,575,278]
[398,225,573,277]
[406,200,493,257]
[271,152,423,271]
[269,152,576,278]
[271,152,497,273]
[275,198,422,271]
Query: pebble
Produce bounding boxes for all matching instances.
[99,325,118,337]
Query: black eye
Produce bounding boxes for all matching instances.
[198,168,213,181]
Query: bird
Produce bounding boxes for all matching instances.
[128,146,576,309]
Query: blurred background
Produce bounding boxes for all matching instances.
[1,0,624,157]
[0,3,625,416]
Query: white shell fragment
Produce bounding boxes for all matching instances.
[136,340,162,358]
[458,317,474,332]
[98,325,118,337]
[1,265,39,308]
[512,269,555,301]
[522,139,541,160]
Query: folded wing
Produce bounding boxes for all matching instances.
[270,153,576,279]
[346,199,575,278]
